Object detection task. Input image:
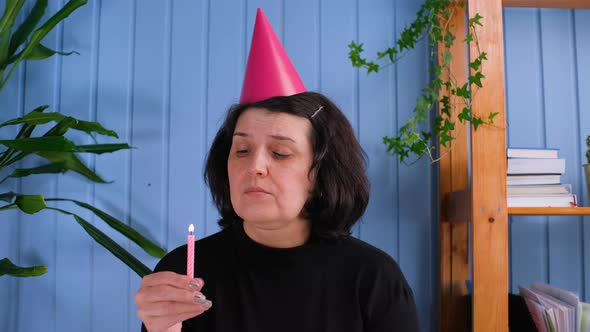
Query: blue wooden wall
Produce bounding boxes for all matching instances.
[0,0,435,331]
[0,0,587,331]
[505,8,590,300]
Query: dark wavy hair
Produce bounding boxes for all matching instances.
[204,91,369,238]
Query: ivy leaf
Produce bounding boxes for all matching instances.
[440,96,451,116]
[469,13,484,27]
[472,116,484,130]
[367,62,380,74]
[443,118,455,132]
[432,64,443,76]
[415,97,431,114]
[443,51,452,65]
[464,33,473,44]
[488,112,499,123]
[469,58,481,70]
[443,32,455,48]
[470,71,485,88]
[455,83,470,98]
[458,107,472,122]
[440,132,454,147]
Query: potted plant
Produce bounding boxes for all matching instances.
[584,135,590,204]
[348,0,495,164]
[0,0,164,278]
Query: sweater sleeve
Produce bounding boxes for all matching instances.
[360,258,420,332]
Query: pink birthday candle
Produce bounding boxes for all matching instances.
[187,224,195,278]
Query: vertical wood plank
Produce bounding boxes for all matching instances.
[439,3,470,332]
[167,0,209,254]
[395,1,432,331]
[55,2,94,331]
[16,1,62,330]
[128,0,169,329]
[358,0,397,270]
[93,0,135,330]
[205,0,243,237]
[504,8,549,293]
[284,0,320,91]
[575,9,590,302]
[468,0,509,331]
[540,9,583,295]
[320,0,359,238]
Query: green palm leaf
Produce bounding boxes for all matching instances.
[0,110,118,138]
[14,194,46,214]
[0,0,88,90]
[23,43,78,61]
[36,150,109,183]
[0,191,16,202]
[0,136,77,152]
[0,162,68,184]
[0,0,25,35]
[47,207,152,277]
[0,258,47,277]
[0,137,129,154]
[7,0,48,56]
[46,198,166,258]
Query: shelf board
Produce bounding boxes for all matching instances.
[508,207,590,215]
[503,0,590,9]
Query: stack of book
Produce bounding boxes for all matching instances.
[519,283,590,332]
[507,148,577,207]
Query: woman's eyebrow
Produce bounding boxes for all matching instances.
[233,131,296,143]
[269,134,296,143]
[233,131,249,137]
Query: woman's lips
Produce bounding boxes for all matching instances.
[245,187,271,195]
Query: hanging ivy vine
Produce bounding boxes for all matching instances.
[349,0,497,164]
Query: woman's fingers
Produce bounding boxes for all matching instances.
[137,299,211,317]
[141,271,204,291]
[136,284,205,304]
[135,271,211,332]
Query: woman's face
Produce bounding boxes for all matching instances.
[227,107,314,229]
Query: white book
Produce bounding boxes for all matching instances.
[520,286,558,332]
[507,194,577,207]
[530,283,580,332]
[507,147,559,159]
[523,297,550,332]
[507,184,572,195]
[507,174,561,185]
[507,158,566,175]
[520,285,572,332]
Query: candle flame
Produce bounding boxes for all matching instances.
[188,224,194,233]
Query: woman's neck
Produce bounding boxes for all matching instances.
[242,218,311,248]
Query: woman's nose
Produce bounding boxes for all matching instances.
[247,150,268,176]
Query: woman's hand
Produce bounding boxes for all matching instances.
[135,271,212,332]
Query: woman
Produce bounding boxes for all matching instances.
[135,92,419,332]
[136,8,418,332]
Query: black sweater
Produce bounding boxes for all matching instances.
[141,222,419,332]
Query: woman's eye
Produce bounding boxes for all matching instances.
[273,152,290,159]
[236,149,248,156]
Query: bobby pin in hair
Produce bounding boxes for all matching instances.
[310,106,324,119]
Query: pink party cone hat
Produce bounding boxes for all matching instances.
[240,8,306,103]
